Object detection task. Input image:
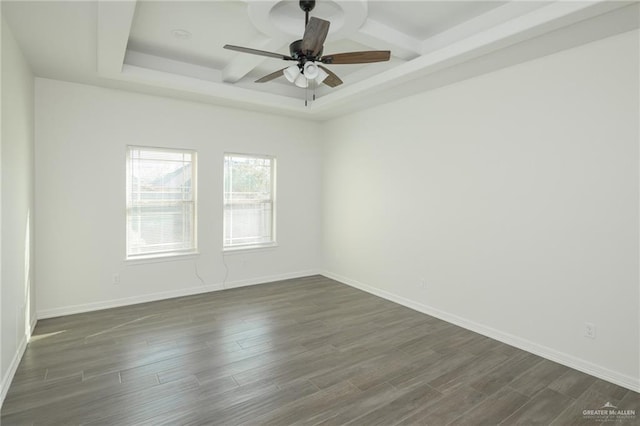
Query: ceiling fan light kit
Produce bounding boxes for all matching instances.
[294,73,309,88]
[284,65,300,83]
[223,0,391,106]
[303,61,320,80]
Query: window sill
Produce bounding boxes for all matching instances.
[223,243,278,255]
[125,251,200,265]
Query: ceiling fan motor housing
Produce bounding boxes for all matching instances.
[289,40,322,62]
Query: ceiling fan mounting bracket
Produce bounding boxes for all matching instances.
[299,1,316,13]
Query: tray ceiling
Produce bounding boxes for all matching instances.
[2,1,638,120]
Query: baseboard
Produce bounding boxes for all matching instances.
[37,269,321,320]
[0,319,36,410]
[322,271,640,393]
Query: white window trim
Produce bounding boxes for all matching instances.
[222,242,278,254]
[126,145,198,260]
[223,152,277,252]
[124,251,200,265]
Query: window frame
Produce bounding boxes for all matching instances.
[125,145,198,261]
[223,152,277,252]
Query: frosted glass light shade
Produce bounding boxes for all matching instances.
[303,61,319,79]
[294,73,308,88]
[283,65,300,83]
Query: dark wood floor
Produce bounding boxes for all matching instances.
[1,275,637,425]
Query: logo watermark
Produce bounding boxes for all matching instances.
[583,402,636,422]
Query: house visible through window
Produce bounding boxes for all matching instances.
[126,146,197,259]
[224,153,276,249]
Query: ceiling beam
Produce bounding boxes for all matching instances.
[97,0,137,77]
[119,64,307,115]
[351,19,421,61]
[125,50,222,83]
[419,1,548,54]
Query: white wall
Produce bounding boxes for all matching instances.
[35,79,322,318]
[322,30,639,391]
[26,26,640,394]
[1,16,36,405]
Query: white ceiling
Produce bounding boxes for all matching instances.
[2,1,638,120]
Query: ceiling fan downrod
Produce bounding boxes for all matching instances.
[299,0,316,27]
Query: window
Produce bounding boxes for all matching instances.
[126,146,197,259]
[224,153,276,249]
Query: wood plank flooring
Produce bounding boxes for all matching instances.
[1,275,637,425]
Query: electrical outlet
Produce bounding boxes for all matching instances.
[112,273,120,285]
[585,322,596,339]
[420,278,428,290]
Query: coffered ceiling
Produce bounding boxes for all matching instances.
[2,1,638,120]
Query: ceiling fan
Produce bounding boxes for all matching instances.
[223,0,390,91]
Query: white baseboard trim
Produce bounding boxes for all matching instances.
[0,316,37,410]
[31,316,38,336]
[37,270,321,320]
[322,271,640,393]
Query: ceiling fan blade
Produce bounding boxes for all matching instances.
[224,45,293,61]
[318,65,342,88]
[301,17,330,56]
[321,51,391,64]
[255,68,287,83]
